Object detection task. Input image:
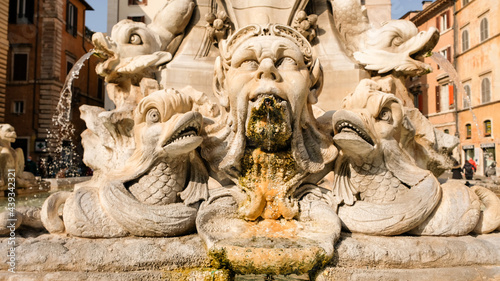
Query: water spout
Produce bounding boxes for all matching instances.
[46,50,96,177]
[430,52,481,137]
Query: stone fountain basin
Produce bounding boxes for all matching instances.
[1,232,499,280]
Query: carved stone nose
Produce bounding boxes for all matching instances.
[256,58,279,80]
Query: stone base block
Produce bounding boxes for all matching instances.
[0,232,499,280]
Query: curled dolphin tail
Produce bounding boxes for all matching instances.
[338,174,441,235]
[41,191,72,233]
[329,0,371,57]
[148,0,195,53]
[99,181,198,237]
[471,186,500,234]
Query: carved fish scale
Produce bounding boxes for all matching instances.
[128,158,188,205]
[350,161,409,204]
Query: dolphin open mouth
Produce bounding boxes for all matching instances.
[408,27,439,62]
[163,112,203,154]
[335,120,374,146]
[92,32,116,59]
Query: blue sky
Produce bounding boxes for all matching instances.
[85,0,108,33]
[392,0,425,19]
[85,0,426,33]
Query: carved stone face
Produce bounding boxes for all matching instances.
[225,36,311,126]
[204,30,335,179]
[202,33,337,220]
[0,124,17,143]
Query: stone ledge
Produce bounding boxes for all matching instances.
[0,232,499,280]
[0,234,209,273]
[334,232,500,269]
[317,266,500,281]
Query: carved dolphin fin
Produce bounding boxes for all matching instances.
[332,157,358,206]
[180,152,209,206]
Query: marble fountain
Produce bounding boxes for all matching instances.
[1,0,500,280]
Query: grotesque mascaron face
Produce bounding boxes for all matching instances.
[223,36,314,129]
[204,26,335,178]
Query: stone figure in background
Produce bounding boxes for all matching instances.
[41,90,208,237]
[197,23,341,276]
[0,124,38,190]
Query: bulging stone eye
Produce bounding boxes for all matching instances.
[276,57,297,70]
[240,60,259,70]
[378,108,392,121]
[129,34,142,45]
[146,108,160,123]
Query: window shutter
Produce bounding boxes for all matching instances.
[73,6,78,36]
[435,86,441,112]
[66,2,71,33]
[436,17,440,32]
[446,46,451,62]
[9,0,17,23]
[446,11,450,29]
[26,0,35,23]
[448,84,454,105]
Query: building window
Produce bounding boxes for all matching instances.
[127,16,145,23]
[462,30,469,52]
[444,129,449,134]
[484,120,491,137]
[436,11,450,32]
[480,18,488,42]
[437,47,451,69]
[436,84,452,112]
[12,101,25,114]
[466,124,471,139]
[66,60,74,75]
[128,0,147,5]
[97,77,104,100]
[9,0,35,24]
[463,84,471,108]
[12,52,29,81]
[66,1,78,36]
[481,78,491,103]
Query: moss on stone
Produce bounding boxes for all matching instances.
[163,267,234,281]
[246,95,292,152]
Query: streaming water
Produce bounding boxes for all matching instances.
[430,52,481,137]
[46,50,95,177]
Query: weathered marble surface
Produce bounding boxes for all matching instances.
[13,0,500,278]
[1,232,499,280]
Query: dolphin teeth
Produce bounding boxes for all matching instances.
[336,120,374,146]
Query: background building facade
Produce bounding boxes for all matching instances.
[6,0,104,167]
[455,0,499,175]
[404,0,499,176]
